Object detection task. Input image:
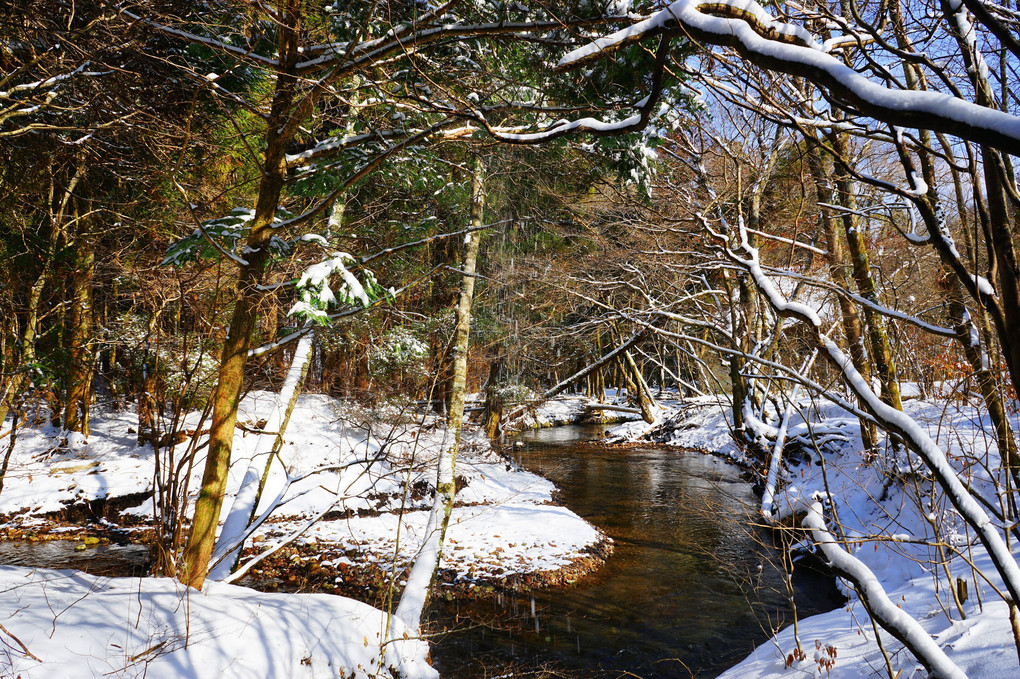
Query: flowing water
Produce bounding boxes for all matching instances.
[428,425,843,678]
[0,540,151,577]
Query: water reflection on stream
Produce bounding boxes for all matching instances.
[429,425,843,678]
[0,425,841,678]
[0,540,151,577]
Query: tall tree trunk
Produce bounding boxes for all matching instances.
[943,157,1020,479]
[889,1,1020,473]
[978,151,1020,400]
[829,133,904,414]
[395,154,485,630]
[0,169,80,429]
[180,0,301,590]
[62,220,96,443]
[720,269,748,435]
[806,143,878,453]
[136,314,160,445]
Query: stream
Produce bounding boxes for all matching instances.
[428,424,844,678]
[0,424,842,678]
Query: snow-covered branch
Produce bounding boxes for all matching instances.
[723,212,1020,611]
[799,499,968,679]
[557,0,1020,155]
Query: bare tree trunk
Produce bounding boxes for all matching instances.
[943,159,1020,478]
[180,0,301,590]
[62,221,95,442]
[978,149,1020,398]
[806,143,878,453]
[0,169,80,429]
[482,353,504,439]
[830,134,903,415]
[887,0,1020,476]
[720,269,748,434]
[395,153,485,630]
[624,350,657,423]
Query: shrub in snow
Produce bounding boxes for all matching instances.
[369,327,430,378]
[289,252,388,325]
[496,383,535,405]
[107,312,219,411]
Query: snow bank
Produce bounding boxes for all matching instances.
[0,392,606,586]
[0,408,153,518]
[720,546,1019,679]
[0,565,436,679]
[0,393,614,678]
[264,502,600,583]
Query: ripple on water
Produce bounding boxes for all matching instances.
[0,540,151,577]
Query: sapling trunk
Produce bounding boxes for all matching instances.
[623,350,657,423]
[207,328,315,581]
[395,154,484,630]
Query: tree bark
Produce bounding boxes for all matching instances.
[62,218,96,441]
[207,327,315,582]
[943,154,1020,479]
[624,350,657,423]
[180,0,301,590]
[395,153,485,630]
[482,353,505,440]
[829,133,903,415]
[806,142,878,453]
[0,169,80,429]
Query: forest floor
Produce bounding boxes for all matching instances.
[3,389,1019,678]
[0,392,609,678]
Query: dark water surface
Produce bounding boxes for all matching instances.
[0,540,151,577]
[428,425,843,678]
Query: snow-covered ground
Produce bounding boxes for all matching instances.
[510,393,591,429]
[0,392,606,677]
[7,386,1017,678]
[0,566,435,679]
[621,392,1020,679]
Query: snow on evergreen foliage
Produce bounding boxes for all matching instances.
[288,252,387,324]
[160,207,296,267]
[368,327,429,376]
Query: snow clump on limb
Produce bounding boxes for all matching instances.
[289,252,385,324]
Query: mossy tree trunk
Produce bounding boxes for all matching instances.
[180,0,301,590]
[829,133,904,415]
[624,350,657,423]
[806,143,878,453]
[62,218,96,440]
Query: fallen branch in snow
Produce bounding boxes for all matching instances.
[799,499,968,679]
[0,622,41,662]
[585,403,643,415]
